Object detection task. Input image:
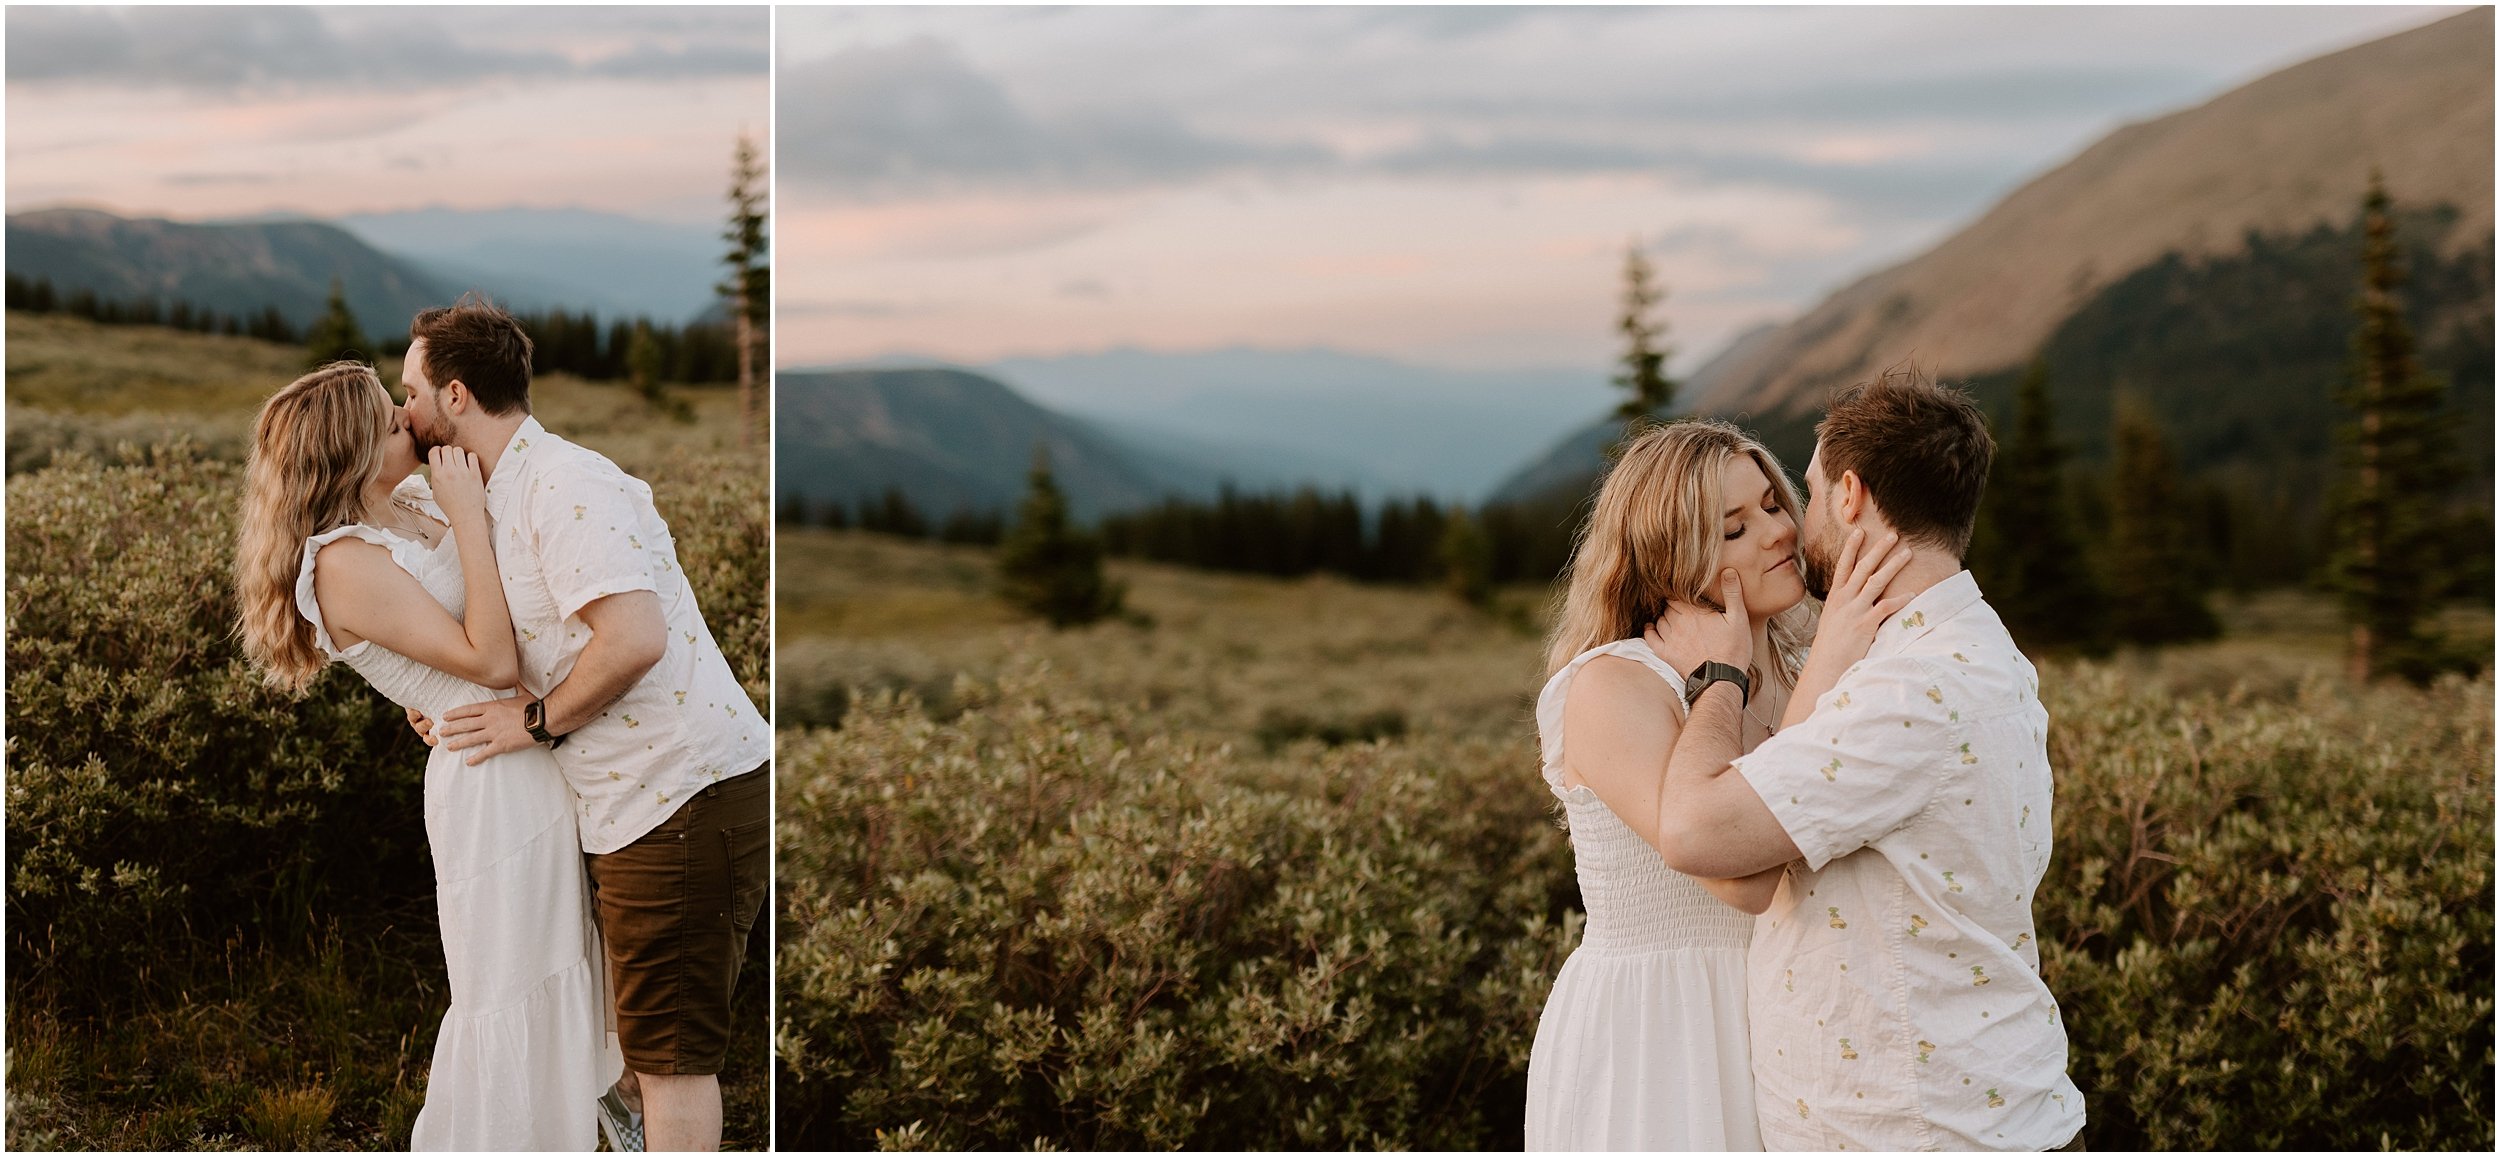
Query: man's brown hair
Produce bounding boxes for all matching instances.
[408,293,533,415]
[1815,366,1995,558]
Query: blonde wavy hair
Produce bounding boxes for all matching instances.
[1545,419,1816,687]
[235,362,395,694]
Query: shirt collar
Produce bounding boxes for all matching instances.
[483,415,548,516]
[1868,569,1982,659]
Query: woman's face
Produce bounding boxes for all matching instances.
[1715,453,1806,621]
[374,383,421,485]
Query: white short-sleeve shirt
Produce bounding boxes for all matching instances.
[1734,571,2084,1151]
[482,417,769,854]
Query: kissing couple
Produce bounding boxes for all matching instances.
[235,296,769,1151]
[1525,371,2087,1151]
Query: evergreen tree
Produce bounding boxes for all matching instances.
[2330,172,2460,684]
[2104,398,2220,646]
[718,131,770,451]
[1608,242,1676,456]
[997,448,1125,628]
[1971,361,2110,653]
[303,278,373,367]
[1438,508,1494,608]
[626,321,693,422]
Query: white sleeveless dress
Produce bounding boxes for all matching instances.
[296,510,621,1151]
[1524,639,1763,1152]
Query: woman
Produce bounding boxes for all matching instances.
[235,362,618,1150]
[1524,419,1906,1151]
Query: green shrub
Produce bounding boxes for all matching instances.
[2037,666,2493,1149]
[6,450,428,1011]
[777,536,2494,1149]
[776,670,1576,1149]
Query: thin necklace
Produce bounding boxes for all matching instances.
[1744,680,1781,737]
[380,495,440,544]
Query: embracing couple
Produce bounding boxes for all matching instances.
[1526,371,2087,1152]
[234,297,769,1151]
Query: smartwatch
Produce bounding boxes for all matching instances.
[523,698,564,749]
[1683,661,1751,709]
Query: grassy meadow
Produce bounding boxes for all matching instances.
[5,312,770,1150]
[777,526,2493,1149]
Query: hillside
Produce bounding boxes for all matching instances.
[776,366,1237,523]
[1495,8,2495,510]
[5,208,457,330]
[1697,7,2492,419]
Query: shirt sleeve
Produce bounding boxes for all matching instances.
[1733,654,1949,871]
[530,462,662,622]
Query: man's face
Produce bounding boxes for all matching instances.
[1797,444,1845,601]
[399,339,451,452]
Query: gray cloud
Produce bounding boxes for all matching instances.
[777,37,1330,198]
[6,6,762,93]
[588,41,770,80]
[774,7,2434,213]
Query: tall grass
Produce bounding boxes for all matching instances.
[777,528,2492,1150]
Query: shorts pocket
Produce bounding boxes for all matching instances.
[721,815,769,940]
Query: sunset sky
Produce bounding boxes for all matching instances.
[777,5,2459,372]
[6,5,767,225]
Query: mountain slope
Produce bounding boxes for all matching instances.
[5,208,456,330]
[1493,8,2495,504]
[776,367,1232,523]
[1692,7,2492,420]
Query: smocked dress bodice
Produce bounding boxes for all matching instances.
[1537,642,1757,957]
[295,520,515,718]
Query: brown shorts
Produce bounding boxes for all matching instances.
[584,766,769,1075]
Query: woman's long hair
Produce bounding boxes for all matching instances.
[235,362,394,694]
[1545,419,1815,688]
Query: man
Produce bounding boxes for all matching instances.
[402,296,769,1152]
[1646,370,2086,1151]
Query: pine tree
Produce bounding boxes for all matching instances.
[997,447,1125,628]
[2329,172,2460,684]
[1607,242,1676,456]
[718,131,770,452]
[2104,398,2219,646]
[303,278,371,367]
[626,321,693,422]
[1438,508,1494,608]
[1971,361,2109,653]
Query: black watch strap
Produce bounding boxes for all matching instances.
[1683,660,1751,708]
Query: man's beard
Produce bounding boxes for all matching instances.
[1800,528,1837,602]
[407,413,446,453]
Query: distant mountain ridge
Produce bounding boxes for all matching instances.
[6,205,729,330]
[6,208,455,331]
[1493,7,2495,505]
[777,367,1244,523]
[334,207,726,324]
[983,347,1611,502]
